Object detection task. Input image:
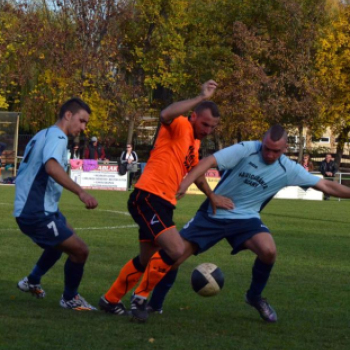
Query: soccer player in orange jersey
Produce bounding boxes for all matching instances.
[99,80,232,321]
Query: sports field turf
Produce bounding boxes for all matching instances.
[0,185,349,350]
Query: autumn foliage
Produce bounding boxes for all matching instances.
[0,0,347,153]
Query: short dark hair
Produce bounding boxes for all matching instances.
[266,124,287,142]
[59,97,91,119]
[194,101,220,118]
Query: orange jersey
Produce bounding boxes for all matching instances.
[135,116,200,205]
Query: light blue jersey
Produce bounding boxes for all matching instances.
[14,126,68,219]
[199,141,321,220]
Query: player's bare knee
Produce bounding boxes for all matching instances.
[73,243,89,263]
[260,248,276,264]
[173,243,195,268]
[167,244,185,261]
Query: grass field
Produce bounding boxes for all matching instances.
[0,185,349,350]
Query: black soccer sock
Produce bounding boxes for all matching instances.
[148,269,179,310]
[247,258,274,301]
[63,258,85,301]
[28,248,63,284]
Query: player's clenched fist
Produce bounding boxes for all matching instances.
[79,191,98,209]
[200,80,218,99]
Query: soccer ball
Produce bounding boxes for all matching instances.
[191,263,224,297]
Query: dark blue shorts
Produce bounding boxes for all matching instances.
[16,211,74,249]
[180,211,270,255]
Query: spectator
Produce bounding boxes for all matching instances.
[120,144,138,190]
[84,136,106,161]
[0,142,6,156]
[301,154,314,172]
[0,142,6,181]
[319,153,337,200]
[70,142,83,160]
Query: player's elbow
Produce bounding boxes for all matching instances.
[160,110,172,124]
[45,158,61,177]
[45,160,55,175]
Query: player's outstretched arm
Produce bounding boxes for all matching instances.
[194,174,212,197]
[194,174,234,214]
[45,158,98,209]
[314,178,350,198]
[176,155,217,200]
[194,174,217,214]
[160,80,218,124]
[211,194,235,210]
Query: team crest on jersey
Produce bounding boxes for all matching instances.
[184,146,197,171]
[239,172,268,189]
[249,161,258,169]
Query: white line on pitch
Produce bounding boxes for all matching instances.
[1,224,138,232]
[0,203,130,216]
[97,209,130,216]
[76,225,137,230]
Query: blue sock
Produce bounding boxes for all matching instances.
[28,248,63,284]
[63,259,85,301]
[148,269,178,310]
[247,258,274,301]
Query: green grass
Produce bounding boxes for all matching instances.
[0,186,349,350]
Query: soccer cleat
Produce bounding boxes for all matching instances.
[59,294,97,311]
[245,294,278,322]
[17,277,46,299]
[130,294,149,322]
[146,304,163,315]
[99,295,129,316]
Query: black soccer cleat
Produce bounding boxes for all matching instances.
[146,303,163,315]
[99,295,129,316]
[130,295,149,322]
[245,293,278,322]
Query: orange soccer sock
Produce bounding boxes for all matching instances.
[134,250,174,299]
[105,257,144,303]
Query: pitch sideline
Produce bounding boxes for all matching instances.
[0,203,136,231]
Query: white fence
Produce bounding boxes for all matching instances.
[336,172,350,201]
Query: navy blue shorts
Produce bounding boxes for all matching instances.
[180,211,270,255]
[16,211,74,249]
[128,189,176,242]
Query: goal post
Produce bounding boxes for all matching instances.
[0,112,20,180]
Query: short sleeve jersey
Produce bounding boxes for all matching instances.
[13,126,69,219]
[200,141,321,219]
[135,116,200,205]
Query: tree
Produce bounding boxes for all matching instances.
[315,2,350,166]
[238,0,329,161]
[0,0,338,155]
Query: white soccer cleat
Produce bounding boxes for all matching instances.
[59,294,97,311]
[17,277,46,299]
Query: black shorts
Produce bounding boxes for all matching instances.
[128,189,176,242]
